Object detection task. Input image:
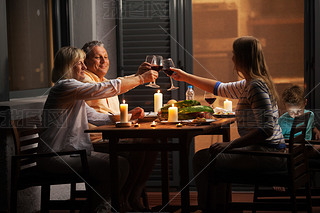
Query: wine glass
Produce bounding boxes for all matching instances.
[204,91,216,108]
[162,58,179,91]
[145,55,162,88]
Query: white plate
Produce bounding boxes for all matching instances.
[181,119,217,125]
[160,120,182,124]
[145,112,158,118]
[139,112,158,122]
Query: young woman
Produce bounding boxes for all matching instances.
[170,36,286,212]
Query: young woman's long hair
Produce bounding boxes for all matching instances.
[51,47,85,83]
[233,36,279,103]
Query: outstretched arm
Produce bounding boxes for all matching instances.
[119,70,158,94]
[170,68,218,93]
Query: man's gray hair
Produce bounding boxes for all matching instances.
[81,41,104,55]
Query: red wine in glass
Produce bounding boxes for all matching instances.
[162,58,179,91]
[204,91,216,108]
[145,55,162,88]
[151,65,163,72]
[205,98,216,105]
[163,68,174,76]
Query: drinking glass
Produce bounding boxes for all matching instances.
[204,91,216,108]
[162,58,179,91]
[145,55,162,88]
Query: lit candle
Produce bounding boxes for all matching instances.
[224,99,232,112]
[120,100,128,123]
[151,121,157,127]
[168,104,178,122]
[154,90,163,113]
[134,123,140,127]
[176,122,183,127]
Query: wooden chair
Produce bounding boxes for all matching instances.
[253,139,320,209]
[308,147,320,206]
[210,112,312,212]
[10,116,91,213]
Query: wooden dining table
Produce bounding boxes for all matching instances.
[85,117,236,212]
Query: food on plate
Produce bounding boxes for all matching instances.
[213,107,235,116]
[159,100,213,120]
[167,99,177,105]
[191,117,207,123]
[213,111,235,115]
[162,100,200,111]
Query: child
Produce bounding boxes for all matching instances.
[275,85,320,192]
[279,85,320,141]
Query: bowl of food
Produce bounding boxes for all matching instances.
[159,100,214,120]
[110,113,132,123]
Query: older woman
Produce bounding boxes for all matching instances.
[170,36,286,212]
[38,46,158,211]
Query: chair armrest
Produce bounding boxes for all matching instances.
[11,150,87,160]
[306,140,320,145]
[223,149,289,158]
[285,139,320,147]
[11,150,91,186]
[12,150,89,177]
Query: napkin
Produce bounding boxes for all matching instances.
[213,107,228,114]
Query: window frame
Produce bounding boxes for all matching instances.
[1,0,70,100]
[0,0,9,101]
[304,0,320,110]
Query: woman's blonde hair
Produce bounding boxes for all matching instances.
[233,36,279,103]
[51,47,86,83]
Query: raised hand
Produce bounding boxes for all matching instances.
[170,68,189,82]
[141,70,159,84]
[136,62,152,75]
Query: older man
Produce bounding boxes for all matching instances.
[82,41,149,126]
[81,41,157,211]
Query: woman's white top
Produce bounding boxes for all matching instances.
[39,79,121,154]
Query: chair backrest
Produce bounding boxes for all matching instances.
[287,112,311,185]
[288,112,311,152]
[11,116,41,167]
[10,117,91,212]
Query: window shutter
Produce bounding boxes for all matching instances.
[117,0,193,187]
[118,0,175,112]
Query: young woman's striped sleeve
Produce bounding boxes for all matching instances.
[213,79,246,99]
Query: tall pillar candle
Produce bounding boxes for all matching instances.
[154,90,163,113]
[168,104,178,122]
[224,99,232,112]
[120,100,128,123]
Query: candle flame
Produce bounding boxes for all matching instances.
[123,100,126,104]
[172,104,174,107]
[226,99,228,101]
[157,90,160,93]
[152,121,156,124]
